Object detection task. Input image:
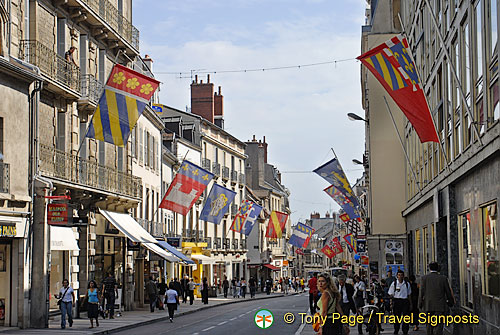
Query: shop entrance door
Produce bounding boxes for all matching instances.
[0,243,11,326]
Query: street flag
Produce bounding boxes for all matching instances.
[361,256,369,266]
[343,234,357,253]
[265,211,288,239]
[86,64,160,146]
[288,222,314,248]
[200,184,236,224]
[313,158,359,208]
[357,35,439,143]
[321,244,335,259]
[295,249,305,256]
[230,200,263,236]
[159,161,213,215]
[330,236,344,255]
[356,239,367,253]
[324,185,360,219]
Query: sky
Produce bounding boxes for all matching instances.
[133,0,367,223]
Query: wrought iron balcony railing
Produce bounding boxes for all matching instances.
[136,218,163,237]
[230,170,238,182]
[212,162,221,177]
[0,162,9,194]
[232,238,238,249]
[238,172,246,185]
[39,144,141,199]
[222,166,230,180]
[202,158,211,172]
[80,0,139,50]
[80,74,104,106]
[19,40,81,93]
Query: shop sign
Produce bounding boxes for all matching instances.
[127,239,140,251]
[167,237,181,248]
[282,260,289,266]
[47,204,70,225]
[0,223,16,237]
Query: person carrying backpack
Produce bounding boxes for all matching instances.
[388,270,412,335]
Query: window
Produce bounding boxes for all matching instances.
[415,229,421,274]
[476,1,484,94]
[56,112,66,151]
[138,126,143,164]
[431,223,436,261]
[98,141,105,165]
[423,226,429,273]
[482,203,499,298]
[0,118,4,161]
[492,81,499,121]
[459,212,473,309]
[131,127,136,158]
[490,0,498,56]
[117,147,123,171]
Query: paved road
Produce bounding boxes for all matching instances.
[115,293,310,335]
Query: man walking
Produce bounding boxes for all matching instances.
[101,272,118,319]
[388,270,412,335]
[180,275,189,303]
[187,278,196,305]
[338,275,356,317]
[173,278,182,305]
[55,279,75,329]
[145,276,158,312]
[419,262,455,335]
[223,276,230,298]
[249,276,257,298]
[307,273,319,314]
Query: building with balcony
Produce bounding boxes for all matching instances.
[0,0,43,327]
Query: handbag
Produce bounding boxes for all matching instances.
[57,287,70,307]
[312,294,334,332]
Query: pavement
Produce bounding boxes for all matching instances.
[0,290,295,334]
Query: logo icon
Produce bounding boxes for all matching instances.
[254,309,274,329]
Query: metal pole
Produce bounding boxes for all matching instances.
[421,0,483,146]
[383,96,422,193]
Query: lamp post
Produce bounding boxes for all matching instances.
[347,112,368,123]
[352,159,363,166]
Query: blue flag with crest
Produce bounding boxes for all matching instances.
[200,184,236,224]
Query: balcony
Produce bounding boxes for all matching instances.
[19,40,80,95]
[136,218,163,238]
[0,162,9,193]
[39,144,141,199]
[230,170,237,184]
[238,173,245,186]
[232,238,239,250]
[202,158,211,172]
[79,74,104,108]
[222,166,229,181]
[230,204,238,217]
[212,162,221,177]
[71,0,139,52]
[240,239,247,250]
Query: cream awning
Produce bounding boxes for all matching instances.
[190,254,215,264]
[50,226,79,251]
[99,209,180,263]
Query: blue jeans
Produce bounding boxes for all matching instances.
[60,301,73,328]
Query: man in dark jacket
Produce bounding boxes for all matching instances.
[145,276,158,312]
[180,275,189,303]
[172,278,182,305]
[338,274,356,316]
[222,276,230,298]
[418,262,455,335]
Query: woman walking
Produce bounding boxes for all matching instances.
[165,282,179,322]
[84,280,100,328]
[353,275,366,335]
[317,273,343,335]
[240,278,247,298]
[201,277,209,304]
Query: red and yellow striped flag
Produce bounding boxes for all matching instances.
[265,211,288,239]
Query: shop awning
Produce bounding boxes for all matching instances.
[190,254,215,264]
[99,209,180,263]
[50,226,79,251]
[157,241,195,265]
[263,263,280,271]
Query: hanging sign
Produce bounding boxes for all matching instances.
[47,203,70,226]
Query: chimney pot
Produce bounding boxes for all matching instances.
[253,135,256,141]
[207,74,210,83]
[218,86,221,95]
[195,75,198,83]
[263,136,266,143]
[200,80,203,84]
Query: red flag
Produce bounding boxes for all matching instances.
[357,35,439,143]
[295,249,305,256]
[321,245,335,259]
[340,213,350,223]
[330,237,344,256]
[265,211,288,238]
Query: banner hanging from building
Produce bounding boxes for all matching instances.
[265,211,288,239]
[159,161,213,215]
[357,34,439,143]
[330,236,344,256]
[230,200,263,236]
[288,222,314,248]
[324,185,360,219]
[200,184,236,224]
[343,233,357,253]
[321,244,335,259]
[313,158,359,207]
[86,64,160,146]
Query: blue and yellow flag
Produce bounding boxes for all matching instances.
[86,64,160,146]
[200,184,236,224]
[314,158,359,208]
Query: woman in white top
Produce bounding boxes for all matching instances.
[165,282,179,322]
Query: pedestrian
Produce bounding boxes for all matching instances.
[316,272,344,335]
[337,274,356,317]
[64,46,78,67]
[201,277,209,304]
[187,278,196,305]
[418,262,455,335]
[260,277,265,293]
[158,280,166,311]
[101,272,118,319]
[223,276,230,298]
[145,276,158,312]
[353,275,366,335]
[180,275,189,303]
[265,277,272,295]
[308,272,319,314]
[408,275,420,331]
[55,279,75,329]
[240,278,247,298]
[300,277,305,292]
[385,269,396,300]
[84,280,100,328]
[249,276,257,298]
[165,282,179,322]
[236,278,241,297]
[231,278,238,298]
[388,270,411,335]
[173,278,182,305]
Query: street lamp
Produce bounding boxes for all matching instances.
[347,113,368,123]
[352,159,363,165]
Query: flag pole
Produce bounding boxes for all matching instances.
[397,15,452,173]
[416,3,483,147]
[383,96,422,193]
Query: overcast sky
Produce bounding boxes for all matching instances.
[133,0,367,223]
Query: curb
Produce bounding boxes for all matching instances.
[95,293,299,334]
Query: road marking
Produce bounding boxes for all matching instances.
[230,317,237,321]
[218,321,227,325]
[238,313,245,317]
[202,326,215,332]
[295,322,306,335]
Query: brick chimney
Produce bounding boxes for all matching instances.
[325,212,330,218]
[259,136,268,163]
[214,86,224,128]
[310,212,320,219]
[191,74,214,122]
